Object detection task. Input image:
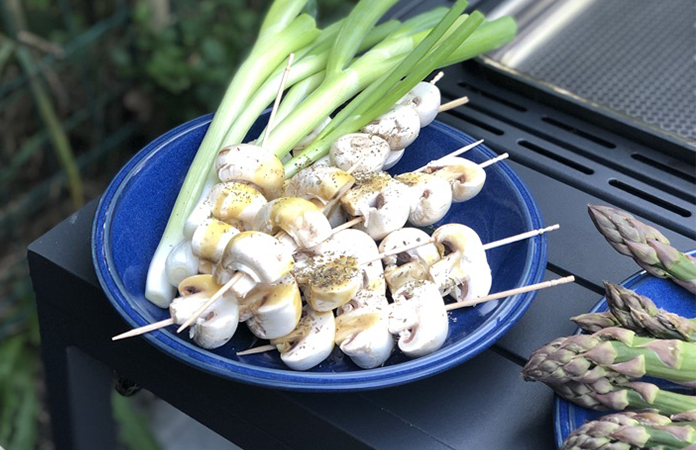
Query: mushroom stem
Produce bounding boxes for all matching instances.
[429,71,444,85]
[445,276,576,310]
[478,152,509,169]
[414,139,484,172]
[177,271,245,333]
[237,344,277,356]
[438,95,469,112]
[112,318,175,341]
[261,53,295,148]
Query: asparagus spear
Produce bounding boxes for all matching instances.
[572,311,622,333]
[561,410,696,450]
[588,205,696,294]
[523,328,696,385]
[572,283,696,340]
[550,377,696,415]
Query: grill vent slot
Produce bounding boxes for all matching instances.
[447,110,504,136]
[518,140,594,175]
[608,180,691,217]
[541,117,616,149]
[457,82,527,112]
[631,153,696,184]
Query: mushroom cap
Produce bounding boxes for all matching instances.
[216,143,285,199]
[272,306,336,371]
[335,308,394,369]
[312,229,386,296]
[294,254,363,312]
[169,292,210,325]
[395,172,453,227]
[423,156,486,203]
[177,274,221,297]
[243,276,303,340]
[388,280,448,358]
[284,165,355,215]
[379,228,440,269]
[165,240,199,287]
[382,148,405,170]
[429,224,488,297]
[398,81,441,127]
[340,172,410,240]
[252,197,333,249]
[361,104,421,151]
[190,294,239,349]
[209,182,268,228]
[191,218,240,264]
[219,231,294,284]
[329,133,390,173]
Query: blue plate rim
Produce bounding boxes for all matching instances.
[92,113,547,392]
[553,249,696,448]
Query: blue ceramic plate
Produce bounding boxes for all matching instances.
[93,113,547,391]
[554,253,696,447]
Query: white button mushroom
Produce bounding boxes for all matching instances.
[361,105,421,152]
[398,81,441,127]
[271,306,335,371]
[428,224,491,302]
[422,157,486,203]
[242,275,303,340]
[169,274,222,324]
[294,254,363,312]
[329,133,390,173]
[284,165,356,216]
[189,293,239,349]
[379,228,440,294]
[252,197,333,249]
[312,229,385,295]
[381,148,405,171]
[394,172,453,227]
[340,171,410,240]
[215,143,285,199]
[388,280,448,358]
[214,231,294,285]
[335,290,394,369]
[191,218,240,264]
[184,181,267,239]
[165,240,199,287]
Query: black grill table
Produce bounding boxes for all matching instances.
[27,2,696,448]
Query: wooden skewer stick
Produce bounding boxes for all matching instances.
[430,71,445,85]
[445,276,576,311]
[362,224,560,265]
[261,53,295,148]
[177,272,245,333]
[415,140,485,172]
[478,153,509,169]
[438,96,469,113]
[482,224,559,251]
[237,344,276,356]
[112,318,174,341]
[329,217,365,235]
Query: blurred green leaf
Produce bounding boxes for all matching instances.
[112,392,162,450]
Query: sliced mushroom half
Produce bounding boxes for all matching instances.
[294,254,363,312]
[388,280,448,358]
[381,148,405,171]
[335,290,394,369]
[216,231,294,285]
[190,293,239,349]
[216,143,285,199]
[398,81,441,127]
[428,224,491,300]
[329,133,390,173]
[243,275,303,340]
[191,218,240,264]
[271,306,335,371]
[422,157,486,203]
[252,197,333,249]
[284,165,355,216]
[361,105,421,152]
[379,228,440,294]
[395,172,453,227]
[340,171,410,240]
